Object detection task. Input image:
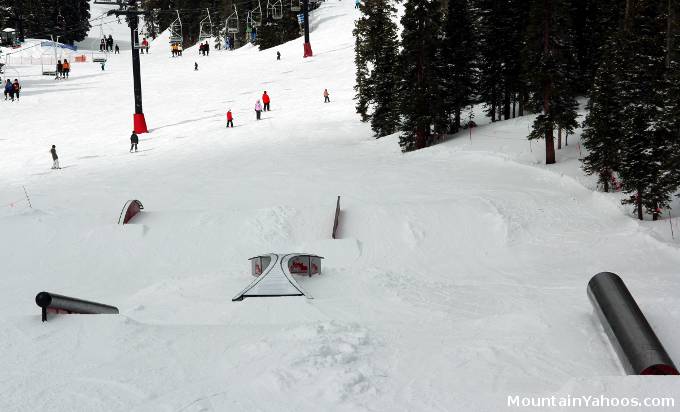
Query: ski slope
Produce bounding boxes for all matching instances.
[1,0,680,411]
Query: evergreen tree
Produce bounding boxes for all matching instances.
[398,0,444,151]
[258,11,301,50]
[580,43,623,192]
[525,0,579,165]
[437,0,476,133]
[353,0,400,137]
[616,0,676,220]
[571,0,624,92]
[476,0,528,122]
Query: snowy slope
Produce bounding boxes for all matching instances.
[1,0,680,411]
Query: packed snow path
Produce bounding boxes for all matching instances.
[1,1,679,410]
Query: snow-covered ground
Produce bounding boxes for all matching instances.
[1,1,679,411]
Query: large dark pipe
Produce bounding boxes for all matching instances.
[588,272,678,375]
[332,196,341,239]
[35,292,119,322]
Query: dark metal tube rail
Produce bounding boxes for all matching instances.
[588,272,678,375]
[35,292,119,322]
[332,196,340,239]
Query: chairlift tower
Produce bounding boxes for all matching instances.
[302,0,312,57]
[108,1,148,134]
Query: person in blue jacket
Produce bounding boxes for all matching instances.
[4,79,13,101]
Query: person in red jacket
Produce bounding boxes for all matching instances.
[262,91,270,111]
[226,109,234,128]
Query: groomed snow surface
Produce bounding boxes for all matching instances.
[1,1,680,411]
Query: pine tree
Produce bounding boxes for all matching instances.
[398,0,444,151]
[525,0,579,165]
[352,0,400,137]
[476,0,528,122]
[258,11,300,50]
[581,43,623,192]
[617,0,676,220]
[438,0,476,133]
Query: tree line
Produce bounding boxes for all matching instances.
[355,0,680,220]
[0,0,91,44]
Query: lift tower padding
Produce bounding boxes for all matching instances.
[588,272,679,375]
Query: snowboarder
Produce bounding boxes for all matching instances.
[255,100,263,120]
[50,145,60,169]
[277,51,281,60]
[130,131,139,152]
[11,79,20,101]
[4,79,13,100]
[56,60,63,80]
[262,91,270,111]
[100,61,106,71]
[226,109,234,128]
[205,42,210,56]
[100,38,106,51]
[62,59,70,79]
[115,44,120,54]
[107,35,114,52]
[324,88,330,103]
[195,62,199,71]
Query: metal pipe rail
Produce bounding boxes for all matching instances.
[588,272,678,375]
[35,292,119,322]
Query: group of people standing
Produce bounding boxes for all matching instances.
[254,91,271,120]
[100,35,115,52]
[171,43,184,57]
[226,88,330,127]
[198,42,210,56]
[3,78,21,101]
[55,60,71,80]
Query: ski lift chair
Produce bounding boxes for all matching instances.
[267,0,284,20]
[226,6,239,34]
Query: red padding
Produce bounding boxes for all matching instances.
[134,113,148,134]
[303,42,313,58]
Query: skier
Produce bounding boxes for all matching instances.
[130,131,139,152]
[100,38,106,51]
[255,100,263,120]
[50,145,60,169]
[62,59,70,79]
[115,44,120,54]
[100,61,106,71]
[141,38,148,54]
[355,0,360,8]
[195,62,199,71]
[4,79,12,100]
[277,51,281,60]
[11,79,20,101]
[324,88,330,103]
[205,42,210,56]
[226,109,234,128]
[107,35,114,52]
[262,91,270,111]
[56,60,63,80]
